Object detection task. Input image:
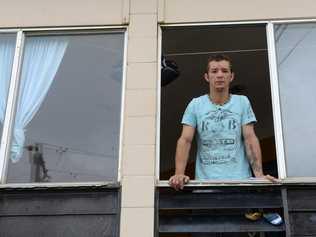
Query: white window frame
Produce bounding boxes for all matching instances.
[156,19,316,186]
[0,26,128,187]
[269,18,316,183]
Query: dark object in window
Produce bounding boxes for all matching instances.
[161,56,180,87]
[230,84,247,94]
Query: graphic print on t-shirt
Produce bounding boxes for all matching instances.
[199,108,240,165]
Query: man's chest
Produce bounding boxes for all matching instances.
[195,106,243,137]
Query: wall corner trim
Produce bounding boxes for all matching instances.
[122,0,130,24]
[158,0,165,23]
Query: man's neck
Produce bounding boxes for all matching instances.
[209,89,230,105]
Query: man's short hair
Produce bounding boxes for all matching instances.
[205,54,233,73]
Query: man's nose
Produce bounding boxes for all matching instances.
[216,71,224,77]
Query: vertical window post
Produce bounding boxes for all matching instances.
[0,30,25,183]
[266,22,287,179]
[117,30,128,183]
[156,26,163,181]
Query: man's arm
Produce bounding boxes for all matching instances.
[242,123,277,182]
[169,125,195,190]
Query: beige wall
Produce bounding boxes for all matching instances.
[120,0,158,237]
[2,1,316,237]
[2,0,316,28]
[121,1,316,236]
[0,0,128,27]
[160,0,316,23]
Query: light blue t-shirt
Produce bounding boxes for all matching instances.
[181,94,257,180]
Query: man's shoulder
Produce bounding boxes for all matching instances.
[231,94,247,99]
[184,94,208,112]
[231,94,249,104]
[191,94,208,103]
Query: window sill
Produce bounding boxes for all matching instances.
[157,178,316,187]
[157,179,281,187]
[0,181,120,190]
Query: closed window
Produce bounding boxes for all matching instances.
[275,23,316,177]
[0,34,16,144]
[0,29,125,183]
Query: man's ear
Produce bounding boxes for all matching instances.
[204,73,209,83]
[230,72,235,82]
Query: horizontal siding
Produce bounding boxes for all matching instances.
[287,188,316,236]
[157,186,286,235]
[159,213,285,233]
[159,188,282,209]
[287,189,316,211]
[290,212,316,236]
[0,215,117,237]
[0,188,120,237]
[0,191,118,216]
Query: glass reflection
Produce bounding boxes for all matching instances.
[7,33,124,183]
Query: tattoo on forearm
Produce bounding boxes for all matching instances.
[246,143,263,174]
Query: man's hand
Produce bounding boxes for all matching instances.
[256,174,280,183]
[169,174,190,190]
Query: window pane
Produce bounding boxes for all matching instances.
[0,34,16,144]
[160,25,278,180]
[7,32,124,183]
[275,23,316,177]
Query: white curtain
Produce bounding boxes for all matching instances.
[11,37,68,162]
[0,35,16,124]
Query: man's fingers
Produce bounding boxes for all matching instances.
[169,175,190,190]
[184,176,190,183]
[174,179,180,190]
[168,177,175,186]
[255,174,280,183]
[169,176,180,190]
[169,176,178,190]
[180,176,186,189]
[179,176,190,189]
[265,174,279,183]
[168,177,173,185]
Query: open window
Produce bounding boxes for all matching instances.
[159,24,278,181]
[157,20,316,237]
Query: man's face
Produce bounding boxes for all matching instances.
[204,60,234,91]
